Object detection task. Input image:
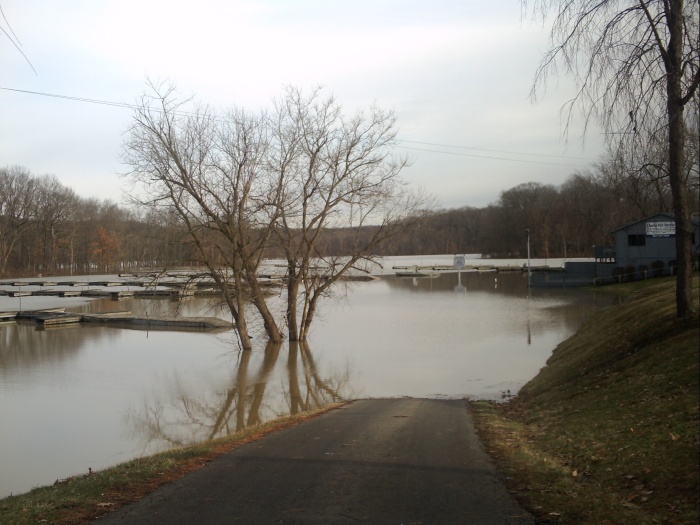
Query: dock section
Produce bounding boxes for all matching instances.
[0,309,234,332]
[82,312,233,331]
[392,264,558,276]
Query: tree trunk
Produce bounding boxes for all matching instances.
[248,275,284,343]
[287,342,303,414]
[217,271,254,352]
[286,274,301,341]
[299,287,322,342]
[666,0,695,320]
[232,313,253,352]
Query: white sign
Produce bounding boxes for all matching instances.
[646,221,675,237]
[453,255,466,270]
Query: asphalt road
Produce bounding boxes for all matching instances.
[96,398,533,524]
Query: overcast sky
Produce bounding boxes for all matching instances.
[1,0,607,209]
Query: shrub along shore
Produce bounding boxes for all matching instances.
[472,276,699,525]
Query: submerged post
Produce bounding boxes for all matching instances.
[526,229,531,288]
[453,254,466,293]
[454,254,465,278]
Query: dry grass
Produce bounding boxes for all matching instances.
[472,276,699,525]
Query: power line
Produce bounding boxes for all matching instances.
[0,6,37,75]
[396,145,590,169]
[1,86,597,170]
[0,86,135,109]
[397,139,595,161]
[1,85,229,120]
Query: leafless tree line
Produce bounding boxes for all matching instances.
[2,111,697,277]
[0,165,191,277]
[397,129,698,259]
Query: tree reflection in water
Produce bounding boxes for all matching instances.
[125,341,348,450]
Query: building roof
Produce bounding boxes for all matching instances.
[610,212,700,234]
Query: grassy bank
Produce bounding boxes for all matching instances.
[0,405,343,525]
[472,276,699,525]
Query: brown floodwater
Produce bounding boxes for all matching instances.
[0,257,619,498]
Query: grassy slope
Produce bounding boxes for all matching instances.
[472,277,699,525]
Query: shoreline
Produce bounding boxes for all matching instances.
[0,404,346,524]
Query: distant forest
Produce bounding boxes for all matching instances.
[1,150,698,277]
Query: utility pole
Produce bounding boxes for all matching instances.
[526,229,531,288]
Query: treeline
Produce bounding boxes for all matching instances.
[388,137,700,258]
[387,171,686,259]
[0,166,187,277]
[1,151,698,277]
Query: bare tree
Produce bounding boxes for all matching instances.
[499,182,561,258]
[123,81,279,351]
[0,166,36,275]
[526,0,700,319]
[0,2,36,74]
[123,82,429,349]
[269,87,429,341]
[559,171,618,252]
[33,175,77,273]
[616,135,676,215]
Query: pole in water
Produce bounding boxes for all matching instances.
[526,229,531,288]
[453,254,466,293]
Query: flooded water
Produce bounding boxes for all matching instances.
[0,256,618,498]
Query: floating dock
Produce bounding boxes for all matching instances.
[0,311,18,323]
[0,308,234,332]
[392,264,560,275]
[59,290,83,297]
[82,313,233,331]
[35,312,83,326]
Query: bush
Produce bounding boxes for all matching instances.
[624,264,637,281]
[651,260,665,277]
[638,264,649,279]
[612,266,625,283]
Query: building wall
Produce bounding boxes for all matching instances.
[533,214,698,286]
[613,214,698,277]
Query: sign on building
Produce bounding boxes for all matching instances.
[646,221,675,237]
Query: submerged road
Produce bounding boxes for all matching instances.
[97,399,533,524]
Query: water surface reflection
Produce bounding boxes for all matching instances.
[0,325,347,498]
[124,342,345,451]
[0,270,617,498]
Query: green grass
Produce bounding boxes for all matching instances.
[472,276,699,525]
[0,405,343,525]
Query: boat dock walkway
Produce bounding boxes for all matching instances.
[392,264,558,275]
[0,283,212,300]
[1,308,234,332]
